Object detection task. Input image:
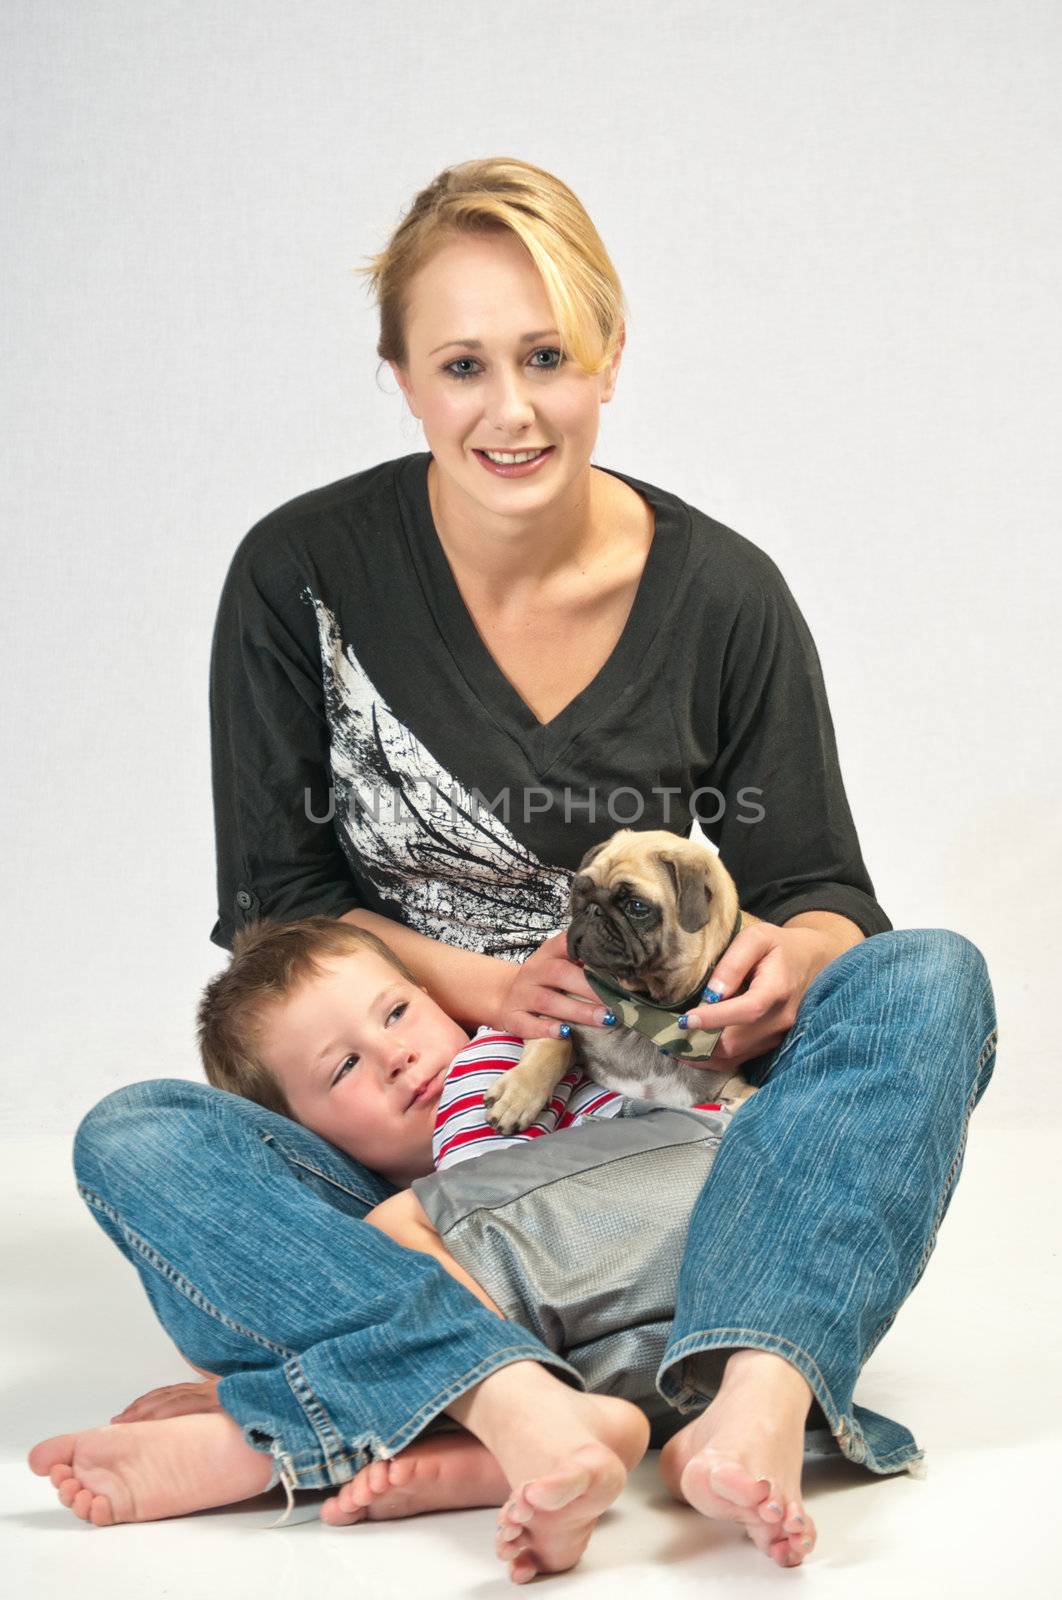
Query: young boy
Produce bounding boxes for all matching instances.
[191,914,739,1330]
[30,916,816,1572]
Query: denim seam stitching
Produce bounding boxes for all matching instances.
[658,1327,843,1431]
[259,1133,381,1209]
[281,1357,357,1467]
[77,1184,297,1361]
[866,1440,926,1469]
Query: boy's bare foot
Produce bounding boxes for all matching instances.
[330,1434,627,1587]
[321,1433,508,1526]
[447,1364,649,1584]
[659,1348,817,1568]
[27,1412,274,1525]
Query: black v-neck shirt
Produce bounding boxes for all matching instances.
[208,451,891,958]
[405,455,690,775]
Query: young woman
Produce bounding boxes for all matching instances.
[30,158,997,1582]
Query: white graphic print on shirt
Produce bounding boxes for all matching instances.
[305,590,571,960]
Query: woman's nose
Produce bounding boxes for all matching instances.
[485,370,536,430]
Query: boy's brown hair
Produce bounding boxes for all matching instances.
[197,916,421,1118]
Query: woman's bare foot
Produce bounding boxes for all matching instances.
[320,1433,508,1526]
[446,1363,649,1585]
[27,1412,274,1525]
[659,1349,817,1569]
[494,1442,629,1585]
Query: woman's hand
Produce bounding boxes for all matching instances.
[678,923,851,1071]
[494,930,614,1040]
[110,1376,222,1425]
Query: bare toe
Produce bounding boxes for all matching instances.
[320,1489,367,1526]
[782,1502,806,1534]
[524,1462,593,1512]
[509,1551,538,1585]
[679,1449,772,1516]
[57,1475,81,1507]
[759,1494,785,1524]
[29,1434,80,1477]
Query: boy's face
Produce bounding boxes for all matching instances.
[255,948,469,1186]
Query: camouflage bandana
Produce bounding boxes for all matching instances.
[582,909,744,1060]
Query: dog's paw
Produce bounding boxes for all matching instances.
[718,1079,759,1111]
[482,1075,549,1135]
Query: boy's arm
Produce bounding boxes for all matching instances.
[363,1190,505,1318]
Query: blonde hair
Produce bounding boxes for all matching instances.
[197,916,421,1118]
[353,157,628,377]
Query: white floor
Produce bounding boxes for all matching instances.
[5,1120,1060,1599]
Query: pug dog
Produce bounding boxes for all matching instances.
[483,828,761,1135]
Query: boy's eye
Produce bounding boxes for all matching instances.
[332,1055,358,1086]
[330,1000,408,1085]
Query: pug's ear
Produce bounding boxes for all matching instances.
[578,839,609,873]
[658,854,713,933]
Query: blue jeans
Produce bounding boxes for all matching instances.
[73,928,996,1493]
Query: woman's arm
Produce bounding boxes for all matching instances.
[681,554,887,1064]
[703,550,892,941]
[341,910,611,1041]
[338,907,515,1030]
[783,909,864,955]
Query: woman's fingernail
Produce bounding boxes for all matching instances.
[602,1010,616,1026]
[702,986,724,1003]
[677,1014,689,1029]
[558,1023,571,1039]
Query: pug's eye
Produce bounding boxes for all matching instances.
[624,897,653,920]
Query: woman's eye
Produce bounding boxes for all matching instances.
[443,347,564,381]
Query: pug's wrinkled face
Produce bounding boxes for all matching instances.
[566,828,739,1004]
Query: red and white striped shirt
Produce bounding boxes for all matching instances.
[432,1027,727,1171]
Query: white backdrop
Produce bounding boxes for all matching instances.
[4,0,1058,1134]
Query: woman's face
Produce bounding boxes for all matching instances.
[391,229,623,515]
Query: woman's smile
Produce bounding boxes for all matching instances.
[473,445,556,478]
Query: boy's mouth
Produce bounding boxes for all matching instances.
[406,1070,444,1112]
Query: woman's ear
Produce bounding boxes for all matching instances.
[389,361,421,420]
[600,321,626,405]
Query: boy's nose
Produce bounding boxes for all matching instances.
[387,1042,417,1077]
